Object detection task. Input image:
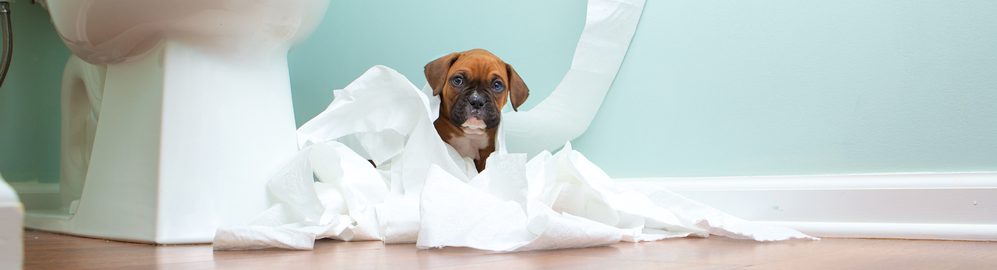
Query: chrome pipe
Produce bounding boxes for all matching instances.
[0,1,11,88]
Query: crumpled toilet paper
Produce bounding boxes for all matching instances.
[212,0,816,251]
[213,65,814,251]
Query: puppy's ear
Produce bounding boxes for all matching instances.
[505,63,529,111]
[424,52,460,96]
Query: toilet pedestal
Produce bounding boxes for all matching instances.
[26,41,299,244]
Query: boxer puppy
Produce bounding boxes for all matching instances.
[425,49,529,172]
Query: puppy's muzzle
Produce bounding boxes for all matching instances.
[452,89,500,129]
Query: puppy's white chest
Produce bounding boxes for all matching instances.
[446,133,490,160]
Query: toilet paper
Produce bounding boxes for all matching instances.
[503,0,646,156]
[214,0,815,251]
[213,65,814,251]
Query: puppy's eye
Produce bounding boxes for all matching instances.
[492,80,504,92]
[451,76,464,87]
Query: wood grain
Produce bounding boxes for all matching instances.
[23,230,997,270]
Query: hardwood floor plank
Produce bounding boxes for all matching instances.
[23,230,997,270]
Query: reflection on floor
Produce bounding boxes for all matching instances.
[22,230,997,270]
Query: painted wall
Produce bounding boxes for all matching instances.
[0,0,69,183]
[1,0,995,182]
[574,0,997,177]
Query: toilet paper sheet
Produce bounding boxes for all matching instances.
[213,66,815,251]
[504,0,646,156]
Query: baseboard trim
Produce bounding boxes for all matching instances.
[621,172,997,190]
[619,172,997,241]
[758,221,997,241]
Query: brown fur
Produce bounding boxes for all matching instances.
[425,49,529,172]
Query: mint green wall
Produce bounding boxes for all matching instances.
[0,1,69,183]
[2,1,996,182]
[573,0,997,177]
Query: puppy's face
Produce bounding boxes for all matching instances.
[425,49,529,133]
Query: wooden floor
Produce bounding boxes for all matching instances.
[23,230,997,270]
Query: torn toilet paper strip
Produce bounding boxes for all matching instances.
[503,0,646,156]
[213,65,815,251]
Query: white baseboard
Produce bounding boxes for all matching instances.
[620,172,997,241]
[757,221,997,241]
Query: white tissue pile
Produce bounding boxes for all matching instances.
[212,66,814,251]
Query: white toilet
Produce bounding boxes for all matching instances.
[26,0,331,244]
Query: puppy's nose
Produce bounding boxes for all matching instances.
[468,92,487,109]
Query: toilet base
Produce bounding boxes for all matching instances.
[26,41,299,244]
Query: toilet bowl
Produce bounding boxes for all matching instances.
[26,0,331,244]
